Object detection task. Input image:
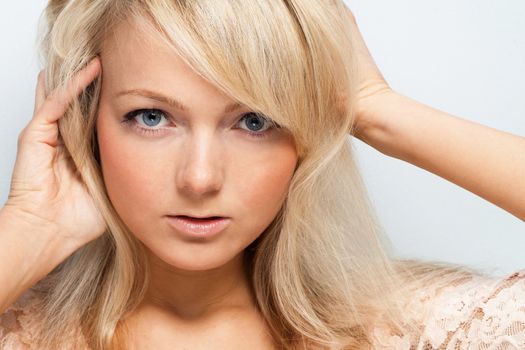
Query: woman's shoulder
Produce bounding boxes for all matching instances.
[0,288,46,349]
[372,268,525,349]
[0,287,90,350]
[419,267,525,348]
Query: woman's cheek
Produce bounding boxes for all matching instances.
[234,143,297,230]
[97,128,171,233]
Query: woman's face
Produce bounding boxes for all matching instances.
[96,19,298,271]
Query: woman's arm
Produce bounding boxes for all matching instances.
[0,208,74,314]
[344,7,525,222]
[354,91,525,222]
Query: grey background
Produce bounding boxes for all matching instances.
[1,1,523,276]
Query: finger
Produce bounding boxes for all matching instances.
[33,56,101,126]
[33,69,46,115]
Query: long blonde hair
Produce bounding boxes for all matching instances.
[30,0,487,349]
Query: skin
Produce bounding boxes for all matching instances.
[95,17,296,347]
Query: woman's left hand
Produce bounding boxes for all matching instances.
[343,6,396,140]
[342,6,525,222]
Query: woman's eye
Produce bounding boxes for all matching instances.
[237,112,278,137]
[124,109,170,128]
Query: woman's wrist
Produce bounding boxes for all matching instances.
[353,90,410,159]
[0,206,79,264]
[0,207,76,312]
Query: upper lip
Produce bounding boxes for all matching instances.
[168,213,227,219]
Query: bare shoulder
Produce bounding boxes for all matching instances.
[0,288,46,349]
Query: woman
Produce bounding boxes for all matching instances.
[0,0,523,349]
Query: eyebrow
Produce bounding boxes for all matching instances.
[115,88,244,113]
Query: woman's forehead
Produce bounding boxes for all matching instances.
[101,16,176,67]
[100,18,198,88]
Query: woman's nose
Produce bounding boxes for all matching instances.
[176,134,223,197]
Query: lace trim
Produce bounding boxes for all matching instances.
[372,269,525,349]
[0,288,90,350]
[0,289,45,349]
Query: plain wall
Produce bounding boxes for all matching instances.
[0,1,523,276]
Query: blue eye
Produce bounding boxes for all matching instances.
[125,109,170,128]
[238,112,276,135]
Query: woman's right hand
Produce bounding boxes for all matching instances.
[2,57,106,250]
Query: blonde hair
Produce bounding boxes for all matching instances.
[30,0,488,349]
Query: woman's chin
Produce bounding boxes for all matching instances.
[145,244,245,273]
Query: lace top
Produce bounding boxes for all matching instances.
[371,268,525,349]
[1,269,524,349]
[0,288,88,350]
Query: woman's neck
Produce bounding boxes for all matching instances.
[142,249,255,321]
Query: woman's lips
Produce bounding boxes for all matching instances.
[165,215,231,238]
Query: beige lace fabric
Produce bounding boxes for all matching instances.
[0,288,46,350]
[372,268,525,349]
[0,288,88,350]
[1,269,524,349]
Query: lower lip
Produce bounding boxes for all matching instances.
[165,216,230,238]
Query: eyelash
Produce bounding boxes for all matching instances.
[121,108,280,139]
